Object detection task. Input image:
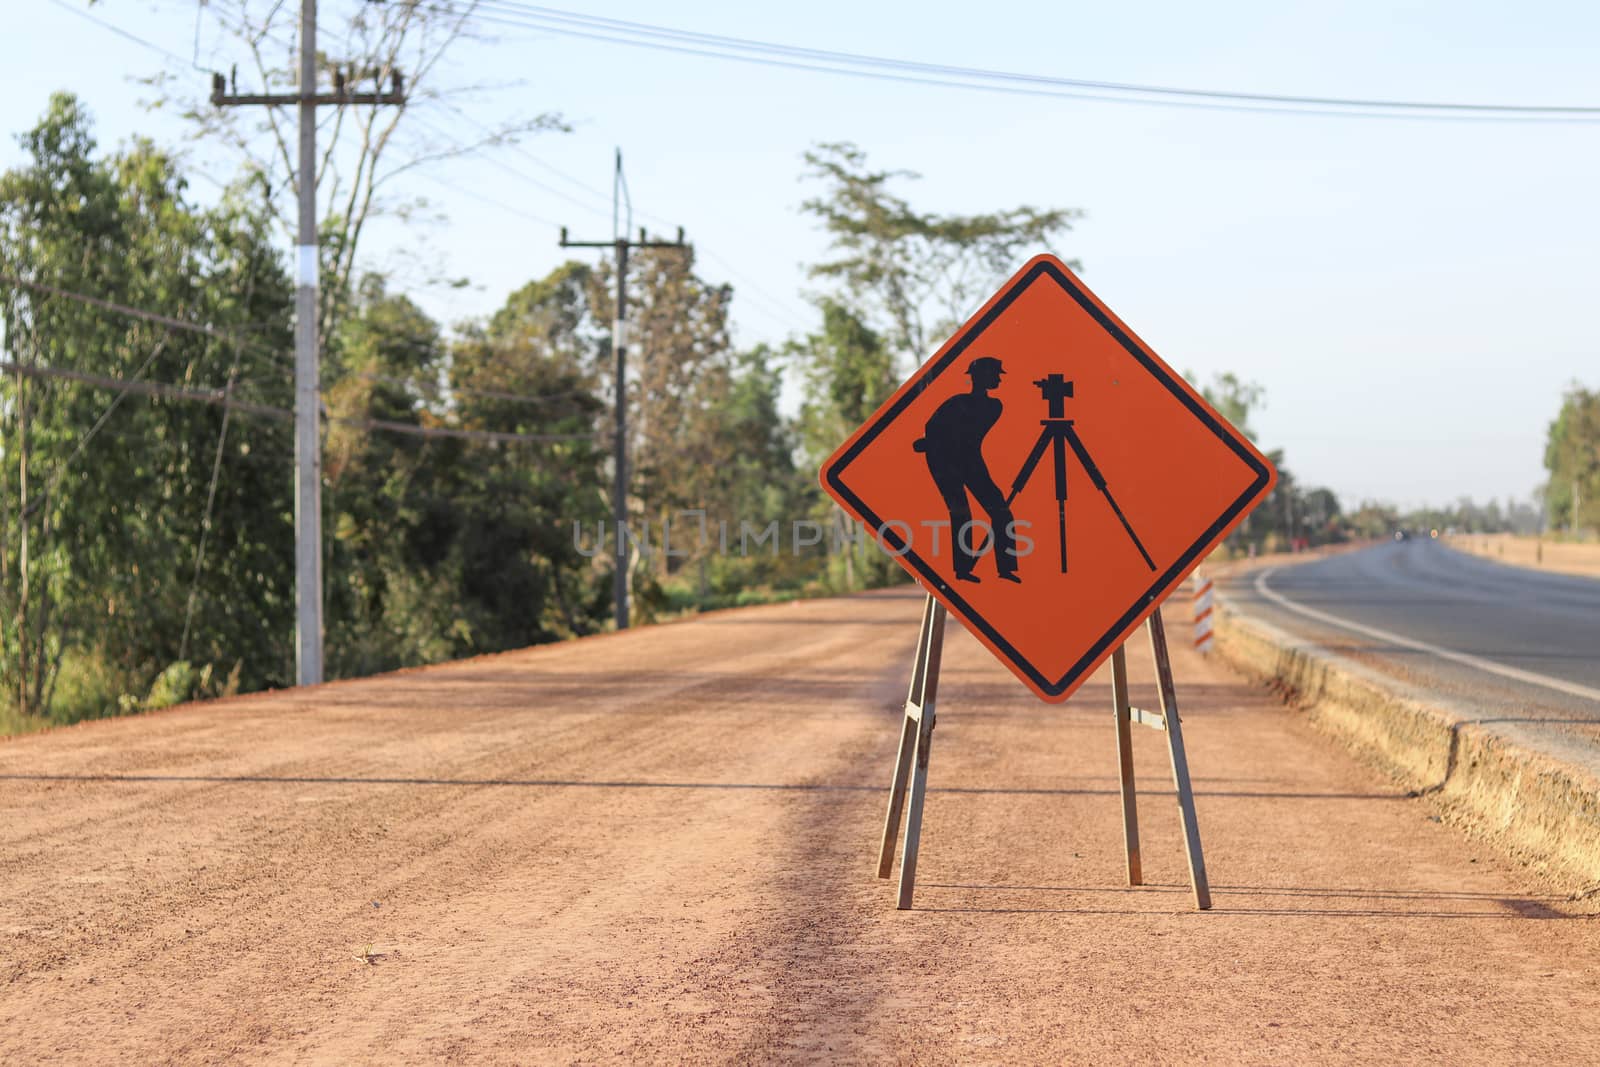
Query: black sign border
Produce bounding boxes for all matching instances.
[824,259,1273,698]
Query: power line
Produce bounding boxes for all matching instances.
[24,333,180,520]
[179,368,238,663]
[3,274,250,348]
[408,120,814,334]
[470,1,1600,123]
[409,114,618,220]
[180,257,265,663]
[2,358,291,420]
[6,272,612,408]
[347,369,595,408]
[43,0,193,67]
[1,359,601,445]
[416,169,564,230]
[441,102,620,206]
[419,110,813,332]
[514,2,1600,113]
[373,85,810,333]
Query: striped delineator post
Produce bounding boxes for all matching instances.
[1192,574,1215,653]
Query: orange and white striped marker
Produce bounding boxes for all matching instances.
[1192,573,1215,653]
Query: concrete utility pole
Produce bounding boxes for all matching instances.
[15,327,29,715]
[210,0,404,685]
[560,157,687,630]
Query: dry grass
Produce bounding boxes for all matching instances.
[1444,533,1600,580]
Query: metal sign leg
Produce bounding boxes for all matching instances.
[1147,607,1212,910]
[1110,645,1143,886]
[876,594,947,909]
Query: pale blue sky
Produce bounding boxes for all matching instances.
[5,1,1598,510]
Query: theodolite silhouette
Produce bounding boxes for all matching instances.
[992,372,1157,576]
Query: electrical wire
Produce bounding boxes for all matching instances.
[5,273,607,410]
[470,1,1600,123]
[440,102,618,205]
[415,169,564,230]
[499,2,1600,113]
[191,0,207,72]
[2,358,289,419]
[23,332,178,520]
[180,255,261,662]
[1,360,599,445]
[43,0,193,67]
[410,115,813,334]
[408,112,612,219]
[3,274,246,347]
[423,111,813,332]
[347,368,595,408]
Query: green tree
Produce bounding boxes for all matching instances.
[791,301,897,588]
[1,94,294,720]
[1544,384,1600,535]
[801,141,1080,365]
[321,263,612,675]
[1344,502,1400,540]
[321,274,457,675]
[1201,372,1266,442]
[449,263,611,644]
[694,343,815,601]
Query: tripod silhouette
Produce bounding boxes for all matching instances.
[1004,374,1156,574]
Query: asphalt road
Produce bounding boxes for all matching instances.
[1223,538,1600,756]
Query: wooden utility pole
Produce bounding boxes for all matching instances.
[210,0,404,685]
[560,154,688,630]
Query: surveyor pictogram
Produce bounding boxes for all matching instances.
[913,356,1019,584]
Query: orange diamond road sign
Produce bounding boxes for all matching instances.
[821,254,1277,703]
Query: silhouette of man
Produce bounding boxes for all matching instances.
[913,356,1019,583]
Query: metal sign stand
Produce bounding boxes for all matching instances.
[876,593,1211,911]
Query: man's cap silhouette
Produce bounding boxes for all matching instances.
[966,356,1005,379]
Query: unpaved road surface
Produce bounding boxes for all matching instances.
[5,588,1600,1064]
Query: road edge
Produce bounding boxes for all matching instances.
[1214,602,1600,893]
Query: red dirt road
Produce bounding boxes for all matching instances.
[4,588,1600,1064]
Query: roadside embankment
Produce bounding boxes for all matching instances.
[1444,532,1600,580]
[1215,602,1600,891]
